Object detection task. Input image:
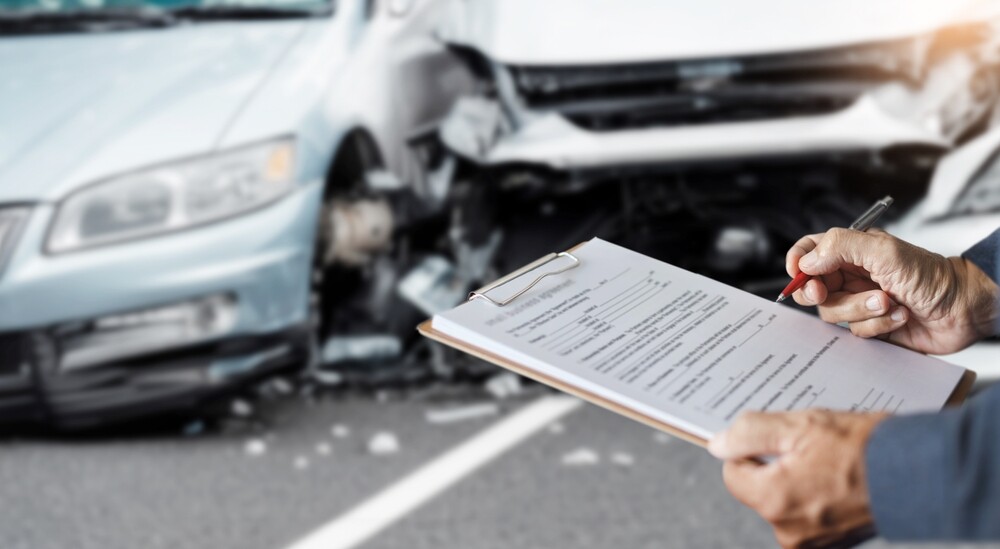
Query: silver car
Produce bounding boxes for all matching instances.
[0,0,472,427]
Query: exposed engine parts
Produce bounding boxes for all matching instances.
[324,197,395,267]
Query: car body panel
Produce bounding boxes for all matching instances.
[442,95,947,169]
[0,20,310,203]
[439,0,1000,65]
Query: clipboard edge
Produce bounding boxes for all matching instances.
[417,319,709,448]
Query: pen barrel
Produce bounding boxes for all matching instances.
[849,196,893,232]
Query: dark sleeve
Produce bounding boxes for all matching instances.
[962,228,1000,284]
[866,383,1000,540]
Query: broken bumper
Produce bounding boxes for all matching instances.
[0,182,322,428]
[442,96,948,170]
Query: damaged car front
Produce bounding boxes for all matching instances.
[0,0,470,428]
[435,0,1000,291]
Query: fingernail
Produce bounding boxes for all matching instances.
[866,295,882,311]
[799,252,817,268]
[805,284,816,302]
[891,308,905,322]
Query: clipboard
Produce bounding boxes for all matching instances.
[418,243,977,449]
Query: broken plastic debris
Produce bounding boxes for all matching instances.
[230,399,253,418]
[547,422,565,435]
[244,439,267,457]
[331,424,351,439]
[270,377,294,395]
[484,372,522,400]
[397,256,467,316]
[425,403,499,424]
[561,448,600,466]
[322,335,402,365]
[294,456,310,470]
[316,442,332,456]
[368,432,400,456]
[611,452,635,467]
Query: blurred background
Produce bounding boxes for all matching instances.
[1,0,1000,547]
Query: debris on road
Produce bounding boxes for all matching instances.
[316,442,332,456]
[561,447,600,466]
[331,424,351,439]
[425,402,499,424]
[653,432,672,445]
[230,399,253,418]
[244,439,267,457]
[270,377,295,395]
[611,452,635,467]
[368,432,400,456]
[294,456,310,470]
[484,372,522,400]
[547,422,565,435]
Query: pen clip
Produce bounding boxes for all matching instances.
[469,251,581,307]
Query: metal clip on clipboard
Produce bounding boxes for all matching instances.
[468,251,581,307]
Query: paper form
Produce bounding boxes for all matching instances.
[432,238,966,440]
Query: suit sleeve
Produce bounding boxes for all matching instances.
[865,228,1000,540]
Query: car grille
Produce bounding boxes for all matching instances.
[0,333,28,377]
[509,42,916,132]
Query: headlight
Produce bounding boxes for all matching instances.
[47,138,296,253]
[0,207,30,274]
[952,150,1000,215]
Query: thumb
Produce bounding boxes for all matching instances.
[798,228,892,277]
[708,412,796,460]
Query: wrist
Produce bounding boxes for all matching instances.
[950,256,1000,339]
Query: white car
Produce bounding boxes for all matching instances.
[890,128,1000,384]
[429,0,1000,297]
[0,0,472,427]
[439,0,1000,169]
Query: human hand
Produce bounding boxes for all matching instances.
[709,410,887,549]
[787,228,999,354]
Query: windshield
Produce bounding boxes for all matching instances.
[0,0,333,34]
[1,0,333,12]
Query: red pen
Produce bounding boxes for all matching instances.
[776,196,894,303]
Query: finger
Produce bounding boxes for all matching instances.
[797,229,897,277]
[848,307,908,339]
[709,412,797,460]
[791,279,829,306]
[722,459,775,509]
[815,290,891,324]
[786,234,823,277]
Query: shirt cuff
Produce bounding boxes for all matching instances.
[962,228,1000,286]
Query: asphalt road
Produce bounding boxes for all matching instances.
[1,375,996,549]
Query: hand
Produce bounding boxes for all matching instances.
[787,228,999,355]
[709,410,887,549]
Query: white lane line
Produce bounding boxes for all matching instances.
[285,395,583,549]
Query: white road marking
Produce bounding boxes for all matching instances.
[284,395,583,549]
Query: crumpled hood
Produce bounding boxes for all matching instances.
[440,0,1000,65]
[0,20,310,202]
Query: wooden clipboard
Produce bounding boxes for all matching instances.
[418,243,977,449]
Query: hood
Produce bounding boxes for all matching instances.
[0,20,312,202]
[439,0,1000,65]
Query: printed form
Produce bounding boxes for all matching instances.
[432,238,967,440]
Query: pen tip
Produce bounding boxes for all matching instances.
[775,294,786,303]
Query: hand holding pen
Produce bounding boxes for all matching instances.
[776,196,894,303]
[777,197,998,353]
